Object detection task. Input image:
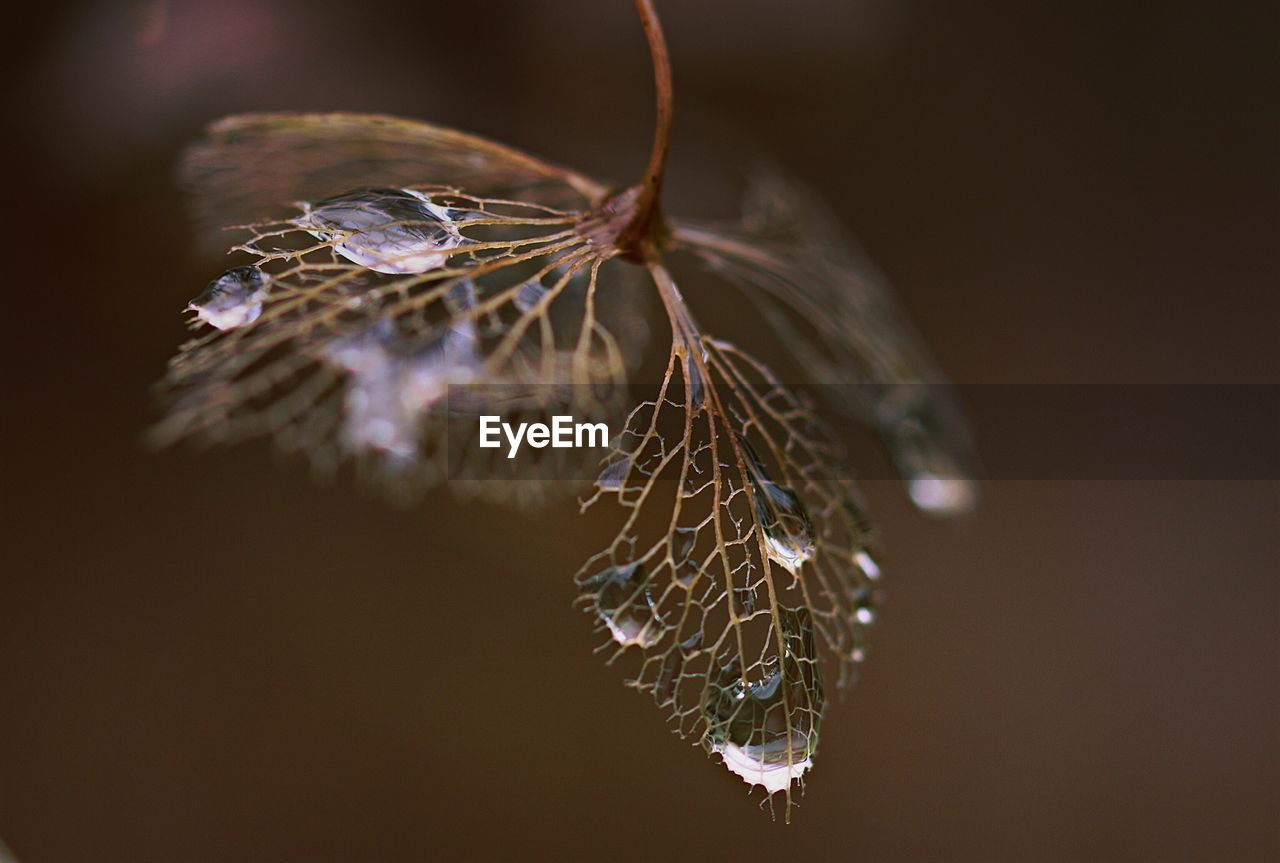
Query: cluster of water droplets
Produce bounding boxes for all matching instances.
[187,188,473,334]
[701,608,824,794]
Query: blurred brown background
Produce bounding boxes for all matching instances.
[2,1,1277,860]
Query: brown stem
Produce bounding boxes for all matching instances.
[618,0,674,257]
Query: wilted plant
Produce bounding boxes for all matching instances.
[156,0,974,821]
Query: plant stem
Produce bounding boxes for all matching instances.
[619,0,674,256]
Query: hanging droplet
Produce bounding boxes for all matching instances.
[585,562,665,648]
[881,395,977,516]
[596,454,631,492]
[187,266,269,331]
[298,188,463,275]
[738,436,816,574]
[701,608,823,794]
[671,526,699,586]
[684,352,707,411]
[675,333,710,412]
[853,584,876,626]
[907,472,977,516]
[854,549,880,581]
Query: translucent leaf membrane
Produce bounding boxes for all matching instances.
[670,172,977,515]
[156,187,640,506]
[181,113,607,252]
[576,268,881,821]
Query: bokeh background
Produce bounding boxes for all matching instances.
[3,1,1277,860]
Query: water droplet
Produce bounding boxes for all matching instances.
[187,266,268,331]
[585,562,665,648]
[907,473,976,516]
[671,527,699,585]
[882,396,977,516]
[680,629,703,653]
[653,650,683,705]
[513,279,548,313]
[299,188,463,274]
[732,586,758,617]
[738,436,816,574]
[596,459,629,492]
[675,334,710,411]
[853,583,876,621]
[685,353,707,410]
[854,549,880,581]
[701,608,823,794]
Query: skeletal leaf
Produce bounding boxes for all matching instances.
[159,2,970,822]
[576,264,882,820]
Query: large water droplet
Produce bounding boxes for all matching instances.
[187,265,269,331]
[701,608,823,794]
[299,188,463,275]
[882,395,977,516]
[685,353,707,411]
[738,436,816,574]
[585,562,665,648]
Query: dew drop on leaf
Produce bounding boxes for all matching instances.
[297,187,463,274]
[584,562,666,648]
[684,352,707,410]
[186,265,269,331]
[738,436,816,575]
[701,608,823,794]
[595,454,631,492]
[671,526,699,585]
[854,549,880,581]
